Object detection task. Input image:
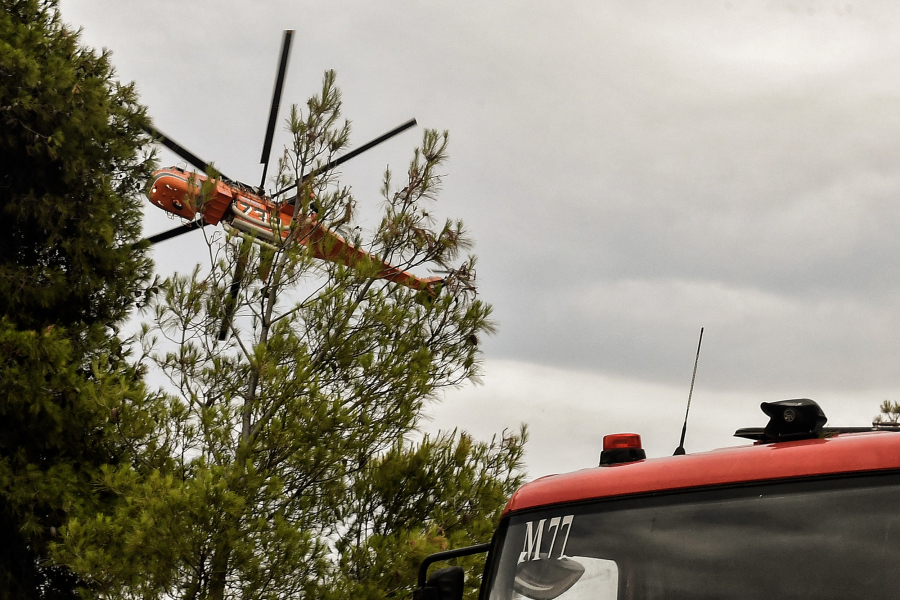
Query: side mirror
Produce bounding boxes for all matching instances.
[414,542,490,600]
[414,566,465,600]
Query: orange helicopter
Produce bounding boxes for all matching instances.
[146,159,438,293]
[142,30,442,323]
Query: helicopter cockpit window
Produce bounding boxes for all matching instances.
[486,473,900,600]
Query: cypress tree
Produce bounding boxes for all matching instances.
[0,1,153,597]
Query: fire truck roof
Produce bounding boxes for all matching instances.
[503,430,900,515]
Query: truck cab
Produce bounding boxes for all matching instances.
[418,399,900,600]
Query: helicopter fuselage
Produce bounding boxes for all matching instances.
[146,166,441,292]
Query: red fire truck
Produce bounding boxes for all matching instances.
[415,399,900,600]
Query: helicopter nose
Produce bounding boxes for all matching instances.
[147,171,199,219]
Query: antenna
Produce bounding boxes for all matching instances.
[674,327,704,456]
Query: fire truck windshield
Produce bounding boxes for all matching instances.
[485,472,900,600]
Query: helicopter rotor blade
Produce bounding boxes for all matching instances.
[217,270,243,341]
[271,118,417,199]
[143,125,213,174]
[217,239,251,341]
[141,219,211,246]
[259,30,295,192]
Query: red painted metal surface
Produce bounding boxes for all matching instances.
[503,431,900,515]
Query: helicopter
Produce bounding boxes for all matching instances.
[141,30,443,338]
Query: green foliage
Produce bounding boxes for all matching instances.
[0,0,153,330]
[0,0,153,597]
[329,430,526,600]
[0,322,144,599]
[874,400,900,424]
[53,72,526,600]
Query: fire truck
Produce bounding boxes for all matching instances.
[415,399,900,600]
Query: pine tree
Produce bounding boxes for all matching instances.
[0,1,153,597]
[53,73,526,600]
[874,400,900,425]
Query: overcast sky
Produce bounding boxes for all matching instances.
[60,0,900,478]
